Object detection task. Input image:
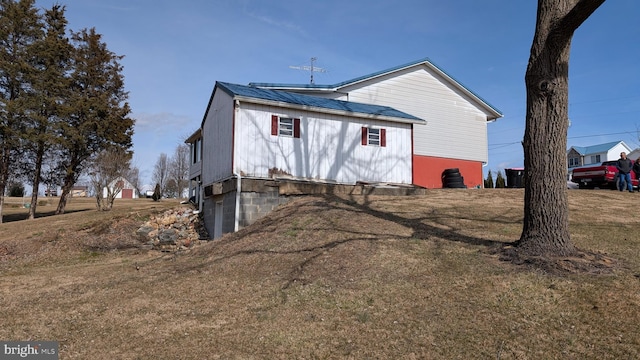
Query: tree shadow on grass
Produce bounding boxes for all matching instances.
[1,208,92,223]
[179,193,523,291]
[338,194,622,276]
[338,193,507,248]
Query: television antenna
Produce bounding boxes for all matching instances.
[289,57,326,84]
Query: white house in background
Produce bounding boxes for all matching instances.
[626,148,640,161]
[250,57,503,189]
[103,177,138,199]
[566,140,632,168]
[189,81,424,238]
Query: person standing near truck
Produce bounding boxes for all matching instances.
[617,152,634,192]
[634,158,640,182]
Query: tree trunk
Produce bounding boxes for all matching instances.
[517,0,605,257]
[56,162,80,215]
[0,149,10,224]
[28,144,45,220]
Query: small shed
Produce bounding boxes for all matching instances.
[505,168,525,188]
[103,178,138,199]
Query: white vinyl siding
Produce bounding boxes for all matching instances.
[606,144,632,162]
[233,103,412,184]
[202,90,235,184]
[342,67,490,163]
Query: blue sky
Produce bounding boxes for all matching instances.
[34,0,639,185]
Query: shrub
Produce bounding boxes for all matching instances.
[8,182,25,197]
[152,183,161,202]
[484,170,494,189]
[495,171,506,188]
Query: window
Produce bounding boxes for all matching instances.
[191,138,202,164]
[271,115,300,138]
[590,155,601,164]
[361,127,386,147]
[279,118,294,136]
[568,157,580,167]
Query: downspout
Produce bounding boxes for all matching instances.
[198,180,203,213]
[233,171,241,232]
[232,99,240,232]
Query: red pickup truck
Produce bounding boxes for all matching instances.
[570,161,638,189]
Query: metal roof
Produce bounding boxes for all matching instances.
[249,57,503,119]
[569,141,628,155]
[215,81,424,123]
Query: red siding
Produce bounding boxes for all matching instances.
[412,155,483,189]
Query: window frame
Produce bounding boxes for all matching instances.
[191,138,202,164]
[568,157,580,167]
[361,127,386,147]
[271,115,300,138]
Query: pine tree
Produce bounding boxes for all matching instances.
[0,0,43,223]
[484,170,494,189]
[55,28,134,214]
[23,4,72,219]
[152,183,161,202]
[495,171,506,188]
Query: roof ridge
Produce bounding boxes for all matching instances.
[249,57,502,116]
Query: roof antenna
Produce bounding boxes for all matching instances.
[289,57,326,84]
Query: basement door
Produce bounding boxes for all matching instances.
[214,201,223,239]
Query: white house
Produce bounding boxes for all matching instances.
[190,81,424,238]
[250,57,503,188]
[567,140,632,168]
[189,58,503,239]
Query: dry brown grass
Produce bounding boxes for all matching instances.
[1,190,639,359]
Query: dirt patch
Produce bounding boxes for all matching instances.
[498,245,621,275]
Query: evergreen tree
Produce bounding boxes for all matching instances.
[152,183,161,202]
[0,2,132,219]
[495,171,506,188]
[8,181,24,197]
[55,27,134,214]
[484,170,494,189]
[23,4,72,219]
[0,0,42,223]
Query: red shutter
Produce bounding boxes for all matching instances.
[380,128,386,147]
[294,118,301,138]
[271,115,278,136]
[361,127,368,145]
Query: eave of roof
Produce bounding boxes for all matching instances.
[569,140,627,155]
[215,82,425,125]
[184,128,202,143]
[249,57,503,120]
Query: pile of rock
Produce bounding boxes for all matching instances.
[136,207,209,252]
